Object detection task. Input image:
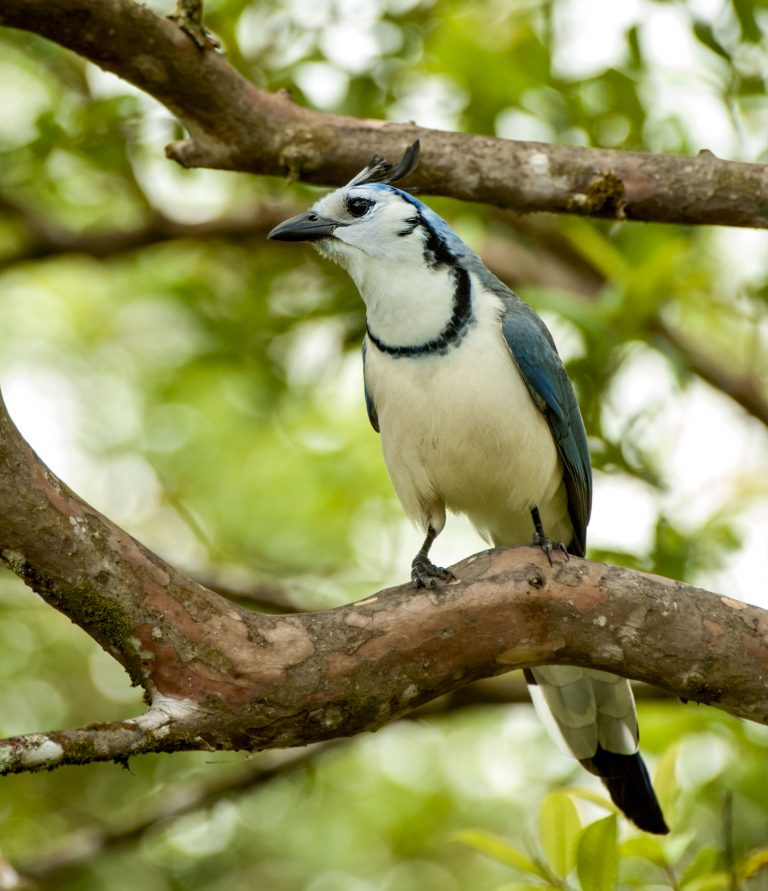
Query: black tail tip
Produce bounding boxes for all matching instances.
[582,747,669,835]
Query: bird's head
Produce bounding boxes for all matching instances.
[268,141,466,280]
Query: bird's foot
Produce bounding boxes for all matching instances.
[411,558,455,589]
[531,531,569,566]
[168,0,222,50]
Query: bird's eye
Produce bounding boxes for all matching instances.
[346,197,374,218]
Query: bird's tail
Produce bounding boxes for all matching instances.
[524,666,669,834]
[580,744,669,834]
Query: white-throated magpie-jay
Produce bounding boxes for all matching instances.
[268,141,668,834]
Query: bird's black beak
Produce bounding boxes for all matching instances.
[267,211,343,242]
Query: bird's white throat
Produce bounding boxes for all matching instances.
[354,261,462,348]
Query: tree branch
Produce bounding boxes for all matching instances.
[2,0,768,228]
[0,386,766,777]
[487,219,768,429]
[19,743,338,882]
[650,319,768,428]
[11,682,673,881]
[0,200,289,271]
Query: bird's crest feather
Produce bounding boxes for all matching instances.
[346,140,420,188]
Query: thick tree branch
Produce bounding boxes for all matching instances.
[0,387,766,777]
[2,0,768,228]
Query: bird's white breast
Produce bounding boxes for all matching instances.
[364,284,571,546]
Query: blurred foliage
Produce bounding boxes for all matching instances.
[0,0,767,888]
[456,745,768,891]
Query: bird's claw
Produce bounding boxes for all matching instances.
[531,532,569,566]
[411,559,455,589]
[168,0,222,51]
[170,17,222,50]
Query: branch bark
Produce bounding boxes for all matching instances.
[2,0,768,228]
[0,387,766,777]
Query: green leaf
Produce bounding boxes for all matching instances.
[562,220,628,284]
[576,815,618,891]
[538,790,581,877]
[665,830,697,866]
[451,829,547,879]
[679,846,720,886]
[567,787,619,814]
[692,21,732,61]
[620,835,668,869]
[652,743,679,827]
[732,0,761,43]
[681,874,731,891]
[497,885,551,891]
[738,847,768,882]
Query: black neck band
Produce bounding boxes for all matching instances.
[366,266,472,359]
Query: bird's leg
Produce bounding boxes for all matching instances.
[168,0,222,50]
[530,506,569,566]
[411,525,455,589]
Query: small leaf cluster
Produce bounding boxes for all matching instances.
[456,744,768,891]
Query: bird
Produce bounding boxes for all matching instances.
[268,140,668,835]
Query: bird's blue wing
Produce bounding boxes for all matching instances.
[498,291,666,831]
[361,338,379,433]
[497,290,592,555]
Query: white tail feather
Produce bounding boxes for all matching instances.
[527,666,639,760]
